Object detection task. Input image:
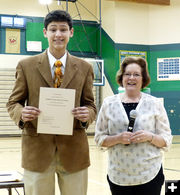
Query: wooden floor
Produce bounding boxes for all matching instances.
[0,136,179,195]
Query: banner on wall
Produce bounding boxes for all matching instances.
[5,28,20,53]
[119,50,147,66]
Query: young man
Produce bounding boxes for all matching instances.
[6,10,96,195]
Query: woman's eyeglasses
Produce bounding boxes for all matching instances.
[123,73,142,78]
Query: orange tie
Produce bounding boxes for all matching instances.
[54,60,63,88]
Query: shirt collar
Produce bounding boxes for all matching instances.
[47,48,67,70]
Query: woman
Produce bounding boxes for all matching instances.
[95,57,172,195]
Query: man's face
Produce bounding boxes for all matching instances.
[43,21,73,54]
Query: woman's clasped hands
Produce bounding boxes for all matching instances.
[120,130,153,145]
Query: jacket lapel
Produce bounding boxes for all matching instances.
[36,51,54,87]
[61,53,78,88]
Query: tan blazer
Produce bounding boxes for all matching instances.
[7,51,96,173]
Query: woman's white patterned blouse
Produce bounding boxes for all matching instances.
[95,92,172,186]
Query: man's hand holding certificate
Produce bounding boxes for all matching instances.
[37,87,75,135]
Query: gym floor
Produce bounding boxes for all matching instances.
[0,136,179,195]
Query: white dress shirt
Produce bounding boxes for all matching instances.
[95,92,172,186]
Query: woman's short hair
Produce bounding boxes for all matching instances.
[116,57,150,89]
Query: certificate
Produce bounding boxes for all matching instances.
[37,87,75,135]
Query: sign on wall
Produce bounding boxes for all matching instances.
[119,50,147,65]
[157,58,180,81]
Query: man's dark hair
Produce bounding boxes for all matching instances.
[44,10,73,29]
